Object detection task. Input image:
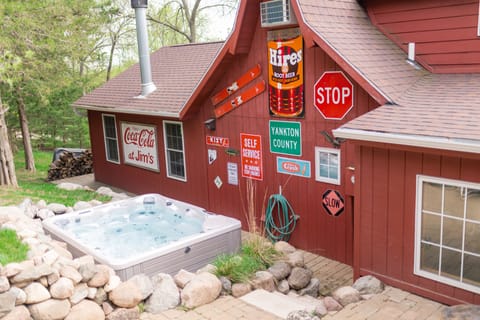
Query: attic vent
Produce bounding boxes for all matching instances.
[260,0,297,28]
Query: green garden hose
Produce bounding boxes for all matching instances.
[264,193,298,242]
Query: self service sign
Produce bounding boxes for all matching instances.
[240,133,263,181]
[269,120,301,156]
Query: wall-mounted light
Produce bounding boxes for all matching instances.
[204,118,216,131]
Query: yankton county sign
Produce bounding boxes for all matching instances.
[269,120,301,156]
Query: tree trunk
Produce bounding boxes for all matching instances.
[16,86,36,172]
[0,95,18,187]
[106,35,117,81]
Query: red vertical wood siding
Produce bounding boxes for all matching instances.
[89,21,379,264]
[365,0,480,73]
[88,110,209,208]
[356,143,480,305]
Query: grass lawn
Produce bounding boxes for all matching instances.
[0,150,110,207]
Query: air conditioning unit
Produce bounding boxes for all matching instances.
[260,0,297,28]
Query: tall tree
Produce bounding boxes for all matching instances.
[148,0,237,44]
[1,0,111,171]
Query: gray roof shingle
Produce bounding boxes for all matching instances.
[73,42,223,117]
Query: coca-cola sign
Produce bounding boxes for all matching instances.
[121,122,159,171]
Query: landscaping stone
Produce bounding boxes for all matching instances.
[11,263,53,283]
[219,276,232,295]
[106,307,140,320]
[94,287,108,304]
[102,301,114,315]
[60,265,83,285]
[10,286,27,305]
[251,271,276,292]
[274,241,296,255]
[72,201,92,211]
[173,269,195,288]
[65,299,105,320]
[298,278,320,298]
[57,182,84,191]
[268,261,292,280]
[323,296,343,311]
[231,282,252,298]
[331,286,361,306]
[28,298,71,320]
[128,274,153,300]
[181,272,222,308]
[70,283,89,305]
[50,277,75,299]
[88,264,112,287]
[109,279,144,308]
[352,275,385,295]
[442,304,480,320]
[23,282,51,304]
[78,262,96,283]
[277,279,290,294]
[288,267,312,290]
[0,276,10,293]
[105,275,121,292]
[287,251,305,268]
[2,305,31,320]
[286,310,321,320]
[0,290,16,318]
[145,273,180,313]
[47,203,68,215]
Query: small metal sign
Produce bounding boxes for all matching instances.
[276,157,310,178]
[322,189,345,216]
[269,120,302,156]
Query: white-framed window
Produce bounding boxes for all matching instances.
[415,175,480,294]
[163,121,186,181]
[314,147,340,185]
[102,114,120,164]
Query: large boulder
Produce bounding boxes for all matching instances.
[50,277,75,299]
[288,267,312,290]
[180,272,222,309]
[87,265,112,288]
[173,269,195,289]
[28,299,71,320]
[231,283,252,298]
[109,280,144,308]
[268,261,292,281]
[331,286,361,306]
[442,304,480,320]
[23,282,51,304]
[0,290,16,318]
[65,300,105,320]
[251,271,275,292]
[11,263,53,284]
[144,273,180,313]
[352,275,384,295]
[2,305,31,320]
[106,307,139,320]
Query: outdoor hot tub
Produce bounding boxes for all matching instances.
[42,194,241,280]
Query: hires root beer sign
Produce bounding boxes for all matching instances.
[267,28,304,118]
[121,122,159,171]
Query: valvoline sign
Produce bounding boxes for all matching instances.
[276,157,311,178]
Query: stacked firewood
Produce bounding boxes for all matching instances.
[47,150,93,181]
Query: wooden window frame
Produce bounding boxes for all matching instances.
[314,147,341,185]
[415,175,480,294]
[162,120,187,182]
[102,114,120,164]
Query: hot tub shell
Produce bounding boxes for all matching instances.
[42,194,242,280]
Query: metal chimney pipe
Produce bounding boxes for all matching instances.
[131,0,156,97]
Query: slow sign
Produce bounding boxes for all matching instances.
[322,189,345,216]
[314,71,354,120]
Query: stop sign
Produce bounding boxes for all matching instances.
[314,71,354,120]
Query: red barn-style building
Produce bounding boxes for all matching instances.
[73,0,480,305]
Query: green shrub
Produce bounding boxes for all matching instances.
[0,229,29,265]
[213,236,282,283]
